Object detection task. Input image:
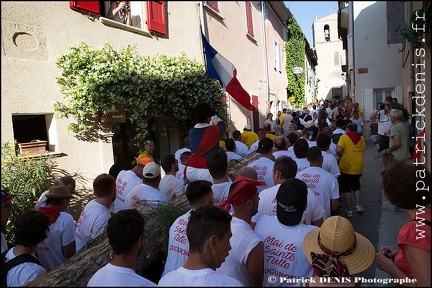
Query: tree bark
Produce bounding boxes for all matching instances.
[24,151,259,287]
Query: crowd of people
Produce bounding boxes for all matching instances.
[0,99,429,287]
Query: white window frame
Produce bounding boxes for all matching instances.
[273,39,281,72]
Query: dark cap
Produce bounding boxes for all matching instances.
[276,178,307,226]
[256,138,274,153]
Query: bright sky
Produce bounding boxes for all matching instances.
[284,1,339,45]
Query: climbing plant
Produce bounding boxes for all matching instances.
[55,42,226,143]
[285,17,306,106]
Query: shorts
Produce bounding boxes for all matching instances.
[338,173,362,193]
[378,135,390,152]
[371,134,380,145]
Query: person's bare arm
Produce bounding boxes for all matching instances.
[247,241,264,287]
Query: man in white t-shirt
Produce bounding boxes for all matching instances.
[126,162,167,214]
[247,138,275,193]
[296,147,340,219]
[161,180,214,278]
[174,135,191,167]
[159,154,185,201]
[273,136,295,159]
[217,176,265,286]
[158,205,242,287]
[113,157,150,213]
[224,138,242,161]
[293,139,311,173]
[37,185,75,271]
[251,156,324,229]
[249,128,266,154]
[254,179,316,287]
[207,149,232,208]
[316,133,341,178]
[75,173,116,252]
[87,209,156,286]
[233,130,249,157]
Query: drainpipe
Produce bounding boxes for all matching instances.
[261,1,270,114]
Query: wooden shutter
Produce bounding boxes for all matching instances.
[147,1,166,35]
[69,1,100,15]
[206,2,219,13]
[245,1,254,37]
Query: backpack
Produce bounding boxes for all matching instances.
[1,249,43,287]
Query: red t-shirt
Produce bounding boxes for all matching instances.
[395,208,431,277]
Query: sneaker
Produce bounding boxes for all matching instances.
[345,210,353,218]
[356,205,364,214]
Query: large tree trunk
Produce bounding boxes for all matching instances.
[24,151,259,287]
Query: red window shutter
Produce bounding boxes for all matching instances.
[245,1,254,37]
[69,1,100,15]
[206,1,219,13]
[147,1,167,35]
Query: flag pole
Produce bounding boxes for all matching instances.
[199,1,212,106]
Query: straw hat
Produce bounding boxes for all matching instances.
[302,216,375,275]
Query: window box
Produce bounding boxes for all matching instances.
[17,140,48,156]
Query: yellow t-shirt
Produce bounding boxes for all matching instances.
[337,134,365,175]
[266,133,277,141]
[219,140,227,152]
[241,131,259,149]
[279,113,286,125]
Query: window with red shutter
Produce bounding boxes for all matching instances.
[69,1,100,15]
[206,2,219,13]
[147,1,167,35]
[245,1,254,38]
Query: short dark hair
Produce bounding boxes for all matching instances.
[225,138,236,152]
[316,133,331,150]
[161,153,176,173]
[294,139,309,159]
[287,132,299,145]
[180,151,191,164]
[108,209,144,255]
[383,159,431,208]
[187,205,232,253]
[93,173,116,197]
[274,137,287,150]
[335,118,345,128]
[232,130,241,140]
[13,210,50,247]
[306,146,322,163]
[274,156,297,179]
[186,180,213,206]
[346,122,358,133]
[207,150,228,179]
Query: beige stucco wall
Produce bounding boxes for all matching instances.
[1,2,202,189]
[314,13,346,101]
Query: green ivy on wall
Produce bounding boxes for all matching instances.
[285,17,306,106]
[55,42,226,143]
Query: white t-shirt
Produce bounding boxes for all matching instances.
[126,183,167,214]
[254,216,315,287]
[159,174,185,201]
[327,142,340,160]
[273,149,295,160]
[217,217,262,286]
[37,212,75,271]
[211,181,232,208]
[75,199,111,252]
[282,114,293,130]
[293,157,310,174]
[251,184,324,226]
[296,166,340,219]
[249,140,260,154]
[161,210,191,278]
[375,109,394,135]
[247,157,275,193]
[87,263,156,286]
[114,170,142,213]
[158,266,243,287]
[226,151,242,161]
[4,247,47,287]
[235,140,249,157]
[321,151,341,177]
